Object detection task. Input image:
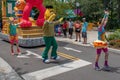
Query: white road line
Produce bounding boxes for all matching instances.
[17,50,42,59]
[17,55,29,58]
[26,50,42,59]
[22,60,91,80]
[64,47,82,53]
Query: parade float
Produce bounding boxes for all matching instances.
[0,0,45,47]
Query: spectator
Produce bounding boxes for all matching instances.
[81,18,88,44]
[58,25,62,36]
[62,20,68,38]
[74,20,82,42]
[68,19,73,39]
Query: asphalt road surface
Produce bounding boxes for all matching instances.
[0,39,120,80]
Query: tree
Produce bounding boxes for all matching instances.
[117,0,120,27]
[43,0,73,19]
[77,0,103,22]
[106,0,120,30]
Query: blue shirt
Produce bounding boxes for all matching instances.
[98,25,105,40]
[9,23,18,36]
[81,22,88,32]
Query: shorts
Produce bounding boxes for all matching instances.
[69,28,73,35]
[9,35,18,44]
[96,48,108,54]
[82,32,87,38]
[75,28,81,33]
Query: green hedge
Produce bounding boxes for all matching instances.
[107,29,120,48]
[107,29,120,41]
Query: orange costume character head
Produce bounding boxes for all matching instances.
[14,0,26,17]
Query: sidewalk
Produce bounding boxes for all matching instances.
[0,57,23,80]
[0,39,23,80]
[56,31,99,46]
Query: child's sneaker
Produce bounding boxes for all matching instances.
[11,53,14,56]
[51,56,60,60]
[94,66,101,71]
[75,40,77,42]
[102,65,110,71]
[42,58,50,63]
[18,52,21,55]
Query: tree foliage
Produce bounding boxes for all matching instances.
[76,0,103,22]
[43,0,104,21]
[43,0,73,18]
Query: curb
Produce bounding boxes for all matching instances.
[0,57,23,80]
[108,48,120,54]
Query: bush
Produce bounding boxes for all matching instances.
[107,29,120,49]
[109,41,120,48]
[109,40,116,46]
[107,29,120,41]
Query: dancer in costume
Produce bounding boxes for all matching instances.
[94,9,110,71]
[8,17,22,55]
[42,5,63,63]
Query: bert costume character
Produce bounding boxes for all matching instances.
[42,6,63,63]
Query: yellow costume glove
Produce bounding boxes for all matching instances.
[58,17,63,22]
[47,14,56,22]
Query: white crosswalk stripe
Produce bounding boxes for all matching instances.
[22,60,91,80]
[17,50,42,59]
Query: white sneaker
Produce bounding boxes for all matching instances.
[42,59,50,63]
[51,56,60,60]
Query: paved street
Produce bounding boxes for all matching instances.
[0,31,120,80]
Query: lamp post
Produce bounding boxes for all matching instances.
[75,1,80,16]
[75,0,80,17]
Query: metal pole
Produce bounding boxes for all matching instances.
[75,1,80,19]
